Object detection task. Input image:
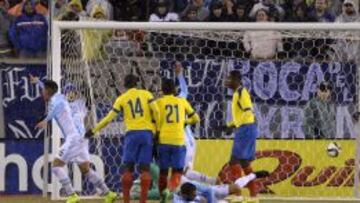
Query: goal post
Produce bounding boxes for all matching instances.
[51,21,360,200]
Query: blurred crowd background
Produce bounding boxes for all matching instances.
[0,0,359,59]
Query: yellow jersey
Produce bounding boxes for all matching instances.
[156,95,200,146]
[229,87,255,128]
[92,88,159,133]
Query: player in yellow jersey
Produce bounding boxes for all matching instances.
[224,70,259,197]
[85,74,159,203]
[156,79,200,203]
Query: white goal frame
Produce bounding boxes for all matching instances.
[51,21,360,200]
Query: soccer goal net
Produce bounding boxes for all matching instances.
[51,21,360,200]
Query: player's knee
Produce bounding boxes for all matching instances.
[52,158,65,167]
[139,164,150,172]
[78,162,90,174]
[122,162,135,172]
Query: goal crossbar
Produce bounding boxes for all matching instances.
[53,21,360,31]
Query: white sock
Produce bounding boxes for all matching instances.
[184,169,217,185]
[235,173,256,188]
[52,167,75,196]
[85,169,109,195]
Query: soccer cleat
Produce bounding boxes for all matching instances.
[254,170,270,179]
[66,193,80,203]
[104,191,117,203]
[160,189,170,203]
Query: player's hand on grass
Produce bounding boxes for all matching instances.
[29,74,39,84]
[84,130,94,138]
[35,120,47,129]
[175,61,182,76]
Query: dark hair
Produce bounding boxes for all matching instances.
[319,81,332,92]
[44,80,59,95]
[229,70,242,83]
[161,78,176,95]
[180,182,196,201]
[124,74,138,89]
[60,11,79,21]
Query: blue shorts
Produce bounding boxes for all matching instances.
[123,130,153,165]
[157,144,186,170]
[231,124,257,161]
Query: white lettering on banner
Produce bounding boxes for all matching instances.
[8,120,44,139]
[254,106,277,139]
[279,62,301,101]
[2,67,42,107]
[0,143,105,193]
[0,143,28,191]
[336,106,354,139]
[280,106,304,139]
[253,62,277,100]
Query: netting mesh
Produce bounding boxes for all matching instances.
[57,27,359,198]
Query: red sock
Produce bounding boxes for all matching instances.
[243,165,258,197]
[169,172,182,192]
[140,171,151,203]
[121,171,133,203]
[158,172,168,194]
[230,163,242,182]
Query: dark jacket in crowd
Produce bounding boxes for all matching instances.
[8,0,48,53]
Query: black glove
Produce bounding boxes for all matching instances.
[84,130,94,138]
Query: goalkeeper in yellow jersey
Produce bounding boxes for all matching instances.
[85,74,160,203]
[223,70,259,197]
[156,79,200,203]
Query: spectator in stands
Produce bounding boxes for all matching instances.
[67,0,86,17]
[182,5,199,21]
[8,0,47,16]
[243,8,283,59]
[90,3,107,20]
[303,82,336,139]
[86,0,113,20]
[8,0,47,58]
[109,0,145,21]
[308,0,335,22]
[181,0,209,21]
[149,0,179,22]
[208,1,229,22]
[336,0,359,22]
[330,0,360,63]
[249,0,284,21]
[54,0,67,19]
[230,2,249,22]
[0,0,13,57]
[282,0,317,22]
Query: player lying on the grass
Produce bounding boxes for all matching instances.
[216,70,259,197]
[156,78,200,203]
[34,80,116,203]
[85,74,160,203]
[174,170,269,203]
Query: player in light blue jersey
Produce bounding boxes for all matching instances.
[175,63,217,185]
[34,79,116,203]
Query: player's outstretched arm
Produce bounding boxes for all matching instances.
[175,62,188,99]
[85,110,119,138]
